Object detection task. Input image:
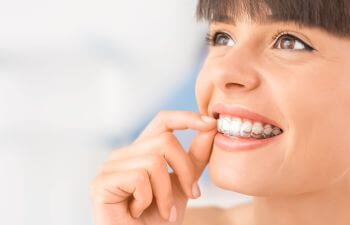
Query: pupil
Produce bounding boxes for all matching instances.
[281,37,295,49]
[216,34,228,45]
[221,39,228,45]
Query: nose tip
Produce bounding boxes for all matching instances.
[214,67,260,94]
[210,49,261,94]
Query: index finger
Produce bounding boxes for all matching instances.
[134,110,216,143]
[188,129,217,180]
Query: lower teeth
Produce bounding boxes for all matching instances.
[222,132,279,139]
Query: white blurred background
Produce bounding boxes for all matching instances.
[0,1,251,224]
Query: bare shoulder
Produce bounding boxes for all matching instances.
[224,202,254,225]
[183,202,253,225]
[183,206,229,225]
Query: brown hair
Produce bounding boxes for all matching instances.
[196,0,350,38]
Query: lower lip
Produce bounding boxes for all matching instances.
[214,132,283,152]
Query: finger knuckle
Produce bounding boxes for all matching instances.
[135,169,148,183]
[147,155,167,170]
[159,132,175,145]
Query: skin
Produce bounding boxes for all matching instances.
[196,19,350,225]
[90,111,217,225]
[90,16,350,225]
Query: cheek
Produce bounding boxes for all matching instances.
[285,67,350,186]
[195,67,214,115]
[269,61,350,185]
[208,64,350,196]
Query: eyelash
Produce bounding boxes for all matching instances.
[205,32,230,46]
[205,31,315,51]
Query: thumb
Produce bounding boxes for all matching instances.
[187,128,217,181]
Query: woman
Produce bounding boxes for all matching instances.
[90,0,350,224]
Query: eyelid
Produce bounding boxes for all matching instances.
[273,30,315,49]
[205,30,235,47]
[209,28,235,41]
[208,27,316,51]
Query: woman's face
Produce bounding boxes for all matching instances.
[196,20,350,196]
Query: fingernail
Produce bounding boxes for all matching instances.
[192,182,201,199]
[169,205,177,223]
[201,115,216,123]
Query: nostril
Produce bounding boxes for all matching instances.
[225,83,244,89]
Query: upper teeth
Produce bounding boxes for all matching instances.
[217,115,282,139]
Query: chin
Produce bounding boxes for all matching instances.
[207,146,313,197]
[208,161,270,196]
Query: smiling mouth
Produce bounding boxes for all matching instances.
[211,103,284,140]
[215,113,283,140]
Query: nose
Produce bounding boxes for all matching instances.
[211,48,261,96]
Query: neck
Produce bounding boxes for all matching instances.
[252,177,350,225]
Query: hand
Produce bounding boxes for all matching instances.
[90,110,217,225]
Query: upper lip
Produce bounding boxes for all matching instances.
[210,103,284,130]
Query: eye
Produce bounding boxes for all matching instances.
[205,32,235,47]
[273,33,315,51]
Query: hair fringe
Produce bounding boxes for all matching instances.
[196,0,350,38]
